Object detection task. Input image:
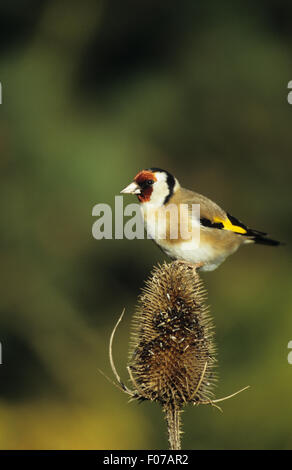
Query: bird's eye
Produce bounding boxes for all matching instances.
[146,179,154,185]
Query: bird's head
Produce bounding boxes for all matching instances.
[121,168,180,206]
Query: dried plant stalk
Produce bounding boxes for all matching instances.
[106,261,249,450]
[165,407,182,450]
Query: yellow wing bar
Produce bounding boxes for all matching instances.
[213,216,247,234]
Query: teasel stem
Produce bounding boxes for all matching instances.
[164,406,182,450]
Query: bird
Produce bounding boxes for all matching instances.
[121,168,281,271]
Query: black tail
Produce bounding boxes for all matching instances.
[242,226,283,246]
[252,234,282,246]
[227,213,283,246]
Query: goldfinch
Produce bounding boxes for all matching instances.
[121,168,281,271]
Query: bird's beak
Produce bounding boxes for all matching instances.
[120,182,141,195]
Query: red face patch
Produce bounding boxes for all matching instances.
[134,170,157,203]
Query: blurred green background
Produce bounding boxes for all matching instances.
[0,0,291,450]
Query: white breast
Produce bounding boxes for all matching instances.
[141,204,228,271]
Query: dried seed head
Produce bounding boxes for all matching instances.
[128,261,217,409]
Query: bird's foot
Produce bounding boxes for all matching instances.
[174,260,204,272]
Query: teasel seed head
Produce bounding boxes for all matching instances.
[128,261,217,409]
